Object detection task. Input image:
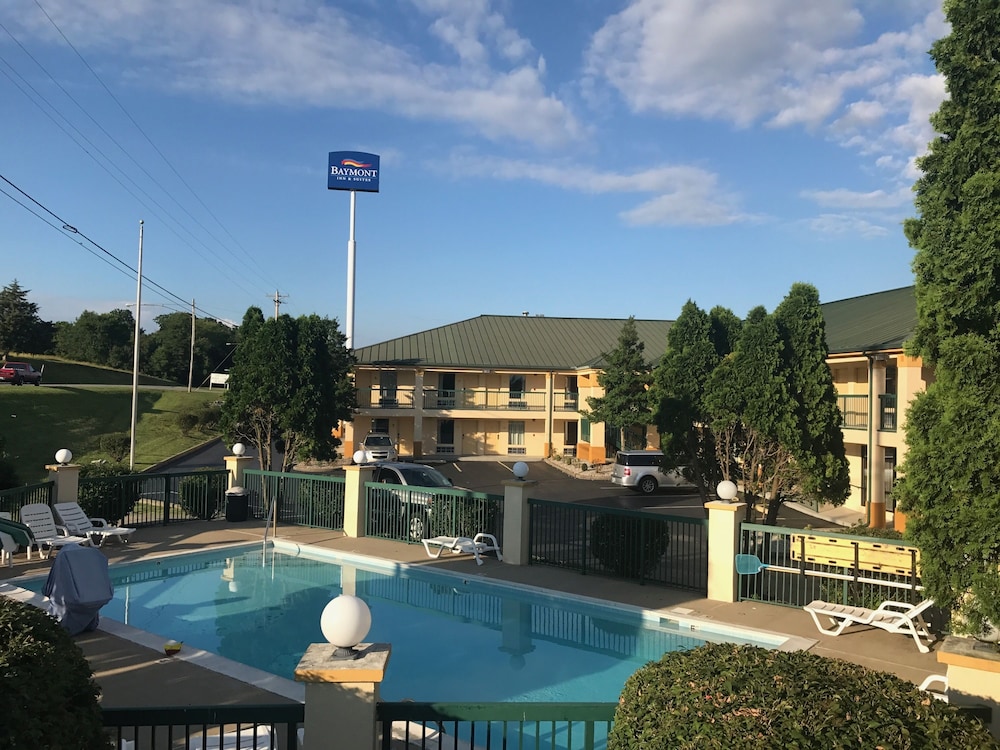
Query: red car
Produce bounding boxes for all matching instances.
[0,361,43,385]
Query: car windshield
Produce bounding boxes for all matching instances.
[365,435,392,446]
[398,466,452,488]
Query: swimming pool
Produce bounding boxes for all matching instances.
[19,542,793,704]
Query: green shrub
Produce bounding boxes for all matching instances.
[98,432,130,463]
[78,462,141,525]
[0,597,110,749]
[590,514,670,577]
[196,402,222,430]
[428,494,501,539]
[841,521,906,540]
[609,643,997,750]
[178,470,227,520]
[176,411,199,435]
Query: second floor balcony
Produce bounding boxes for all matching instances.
[357,387,580,412]
[836,393,898,432]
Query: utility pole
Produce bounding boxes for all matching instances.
[188,299,196,393]
[129,220,144,471]
[271,289,287,319]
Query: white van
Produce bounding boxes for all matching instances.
[610,450,694,495]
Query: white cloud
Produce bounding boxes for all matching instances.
[585,1,948,182]
[452,154,749,227]
[802,186,911,210]
[806,214,891,238]
[11,0,581,147]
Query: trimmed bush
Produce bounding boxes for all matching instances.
[428,494,501,539]
[0,597,110,749]
[98,432,130,463]
[78,462,141,525]
[176,411,199,435]
[609,643,997,749]
[178,470,227,520]
[590,514,670,577]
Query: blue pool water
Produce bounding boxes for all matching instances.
[22,543,784,703]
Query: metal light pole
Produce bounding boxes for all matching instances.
[345,190,357,349]
[129,220,144,470]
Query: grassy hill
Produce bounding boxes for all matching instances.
[4,354,177,386]
[0,356,225,481]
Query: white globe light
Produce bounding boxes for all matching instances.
[512,461,529,480]
[232,442,246,456]
[353,449,367,465]
[320,595,372,651]
[55,448,73,465]
[716,480,738,502]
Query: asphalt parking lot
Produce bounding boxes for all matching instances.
[169,441,826,528]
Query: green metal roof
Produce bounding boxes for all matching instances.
[821,286,916,354]
[354,287,918,370]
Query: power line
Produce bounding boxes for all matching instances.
[0,9,282,302]
[0,172,234,326]
[29,0,279,284]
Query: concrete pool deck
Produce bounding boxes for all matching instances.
[0,518,944,709]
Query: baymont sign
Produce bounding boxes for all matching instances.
[328,151,380,193]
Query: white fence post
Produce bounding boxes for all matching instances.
[706,500,747,602]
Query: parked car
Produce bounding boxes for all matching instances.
[610,450,694,495]
[370,461,462,540]
[0,361,43,386]
[355,432,398,463]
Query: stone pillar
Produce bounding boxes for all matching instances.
[343,465,375,538]
[502,479,536,565]
[295,643,390,750]
[224,455,254,489]
[46,462,81,504]
[937,636,1000,738]
[705,501,747,603]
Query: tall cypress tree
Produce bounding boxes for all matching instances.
[897,0,1000,634]
[584,317,653,452]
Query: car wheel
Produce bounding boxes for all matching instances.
[408,514,426,541]
[638,475,658,495]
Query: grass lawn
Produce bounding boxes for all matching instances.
[0,386,223,482]
[5,353,176,387]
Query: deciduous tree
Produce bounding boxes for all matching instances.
[896,0,1000,635]
[55,309,136,369]
[220,308,356,473]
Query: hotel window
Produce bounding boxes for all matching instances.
[508,421,525,454]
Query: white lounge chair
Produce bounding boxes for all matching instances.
[803,598,936,653]
[18,503,91,559]
[54,502,135,546]
[422,533,503,565]
[187,725,273,750]
[919,674,949,702]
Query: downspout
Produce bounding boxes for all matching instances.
[865,352,875,527]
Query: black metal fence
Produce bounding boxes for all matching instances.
[528,499,708,592]
[103,704,303,749]
[242,469,346,530]
[738,522,922,609]
[0,480,53,516]
[76,470,230,527]
[364,483,503,544]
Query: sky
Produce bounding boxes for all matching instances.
[0,0,947,348]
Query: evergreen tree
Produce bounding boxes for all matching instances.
[652,301,732,502]
[583,317,653,452]
[897,0,1000,635]
[0,280,41,359]
[771,283,849,524]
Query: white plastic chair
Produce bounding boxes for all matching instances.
[18,503,90,559]
[54,501,135,546]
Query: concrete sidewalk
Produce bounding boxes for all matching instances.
[0,518,943,709]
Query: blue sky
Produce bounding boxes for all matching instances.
[1,0,946,347]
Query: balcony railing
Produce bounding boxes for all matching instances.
[357,387,416,409]
[880,393,897,432]
[422,388,546,411]
[837,394,868,430]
